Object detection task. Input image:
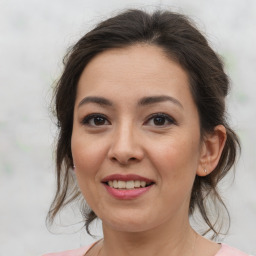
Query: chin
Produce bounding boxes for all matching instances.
[105,220,152,233]
[100,210,159,233]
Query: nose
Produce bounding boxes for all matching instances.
[107,123,144,165]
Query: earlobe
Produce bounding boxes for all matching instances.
[197,125,227,176]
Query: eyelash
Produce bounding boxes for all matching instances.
[144,113,176,127]
[81,113,176,127]
[81,113,110,127]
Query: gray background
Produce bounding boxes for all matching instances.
[0,0,255,255]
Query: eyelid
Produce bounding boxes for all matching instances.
[81,113,111,126]
[144,112,177,126]
[80,112,176,127]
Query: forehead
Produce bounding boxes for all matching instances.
[76,44,194,108]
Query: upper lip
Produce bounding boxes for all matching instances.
[101,174,155,183]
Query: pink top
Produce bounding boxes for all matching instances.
[42,243,252,256]
[216,244,252,256]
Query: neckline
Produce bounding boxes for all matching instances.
[84,239,103,255]
[214,243,224,256]
[84,241,224,256]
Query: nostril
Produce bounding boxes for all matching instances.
[111,156,118,162]
[110,156,138,165]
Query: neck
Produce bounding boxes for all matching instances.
[100,217,197,256]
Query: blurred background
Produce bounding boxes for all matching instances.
[0,0,256,255]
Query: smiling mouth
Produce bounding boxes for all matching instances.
[104,180,154,190]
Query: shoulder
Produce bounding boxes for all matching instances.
[41,244,92,256]
[216,244,253,256]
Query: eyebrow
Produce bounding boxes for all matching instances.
[138,95,183,109]
[78,95,183,109]
[78,96,113,108]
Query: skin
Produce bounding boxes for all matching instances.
[71,44,226,256]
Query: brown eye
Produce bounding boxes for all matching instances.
[93,116,106,125]
[145,113,176,127]
[153,116,166,126]
[82,114,110,127]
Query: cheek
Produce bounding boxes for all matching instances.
[148,135,201,215]
[71,135,108,210]
[71,134,106,174]
[148,132,201,182]
[71,134,108,201]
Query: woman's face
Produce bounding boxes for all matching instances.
[71,45,204,232]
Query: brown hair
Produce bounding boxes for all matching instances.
[47,9,240,237]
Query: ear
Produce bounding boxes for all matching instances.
[197,125,227,176]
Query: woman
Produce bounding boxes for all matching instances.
[44,9,251,256]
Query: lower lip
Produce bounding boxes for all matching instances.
[103,184,153,200]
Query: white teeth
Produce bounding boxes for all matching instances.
[107,180,151,189]
[140,181,146,188]
[113,180,118,188]
[118,180,126,189]
[134,180,140,188]
[126,180,134,189]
